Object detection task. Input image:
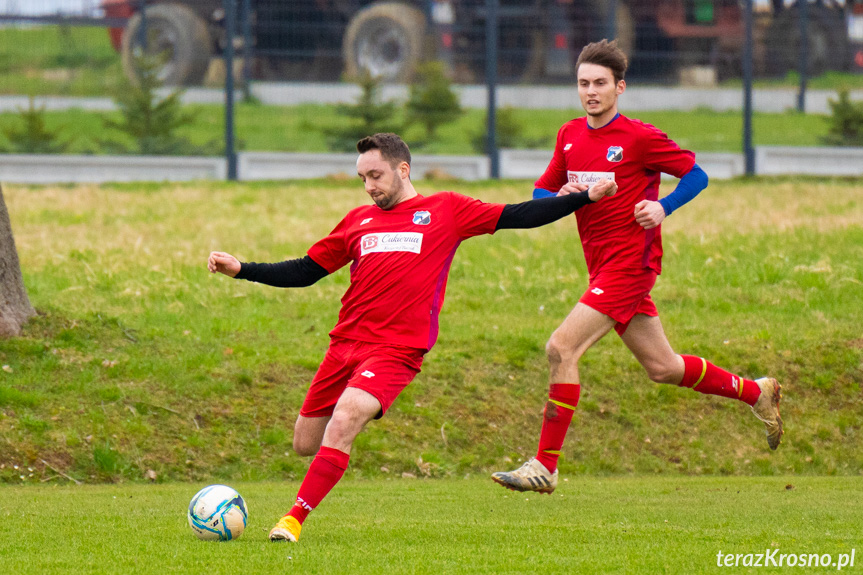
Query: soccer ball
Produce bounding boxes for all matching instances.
[187,484,248,541]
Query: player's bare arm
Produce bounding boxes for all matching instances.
[208,251,241,277]
[633,199,666,230]
[556,181,589,196]
[556,179,617,201]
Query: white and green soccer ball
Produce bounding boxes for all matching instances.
[187,484,248,541]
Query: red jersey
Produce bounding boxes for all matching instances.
[534,114,695,276]
[307,192,504,350]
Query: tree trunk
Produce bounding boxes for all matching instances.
[0,184,35,337]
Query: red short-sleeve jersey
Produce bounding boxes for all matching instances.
[534,114,695,276]
[307,192,504,350]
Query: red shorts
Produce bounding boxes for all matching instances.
[300,336,425,420]
[578,269,659,335]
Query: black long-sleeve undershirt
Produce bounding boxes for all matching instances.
[236,257,329,287]
[235,191,593,288]
[495,190,593,230]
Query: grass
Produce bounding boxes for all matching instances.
[0,103,837,155]
[0,24,121,97]
[0,477,860,574]
[0,177,861,484]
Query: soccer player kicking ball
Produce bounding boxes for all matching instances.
[491,40,783,495]
[207,133,616,542]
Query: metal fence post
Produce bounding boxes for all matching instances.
[241,0,253,102]
[743,0,755,177]
[223,0,238,181]
[797,0,808,113]
[606,0,618,41]
[137,0,147,50]
[486,0,500,180]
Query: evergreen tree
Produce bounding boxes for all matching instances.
[102,56,199,155]
[322,74,403,152]
[823,88,863,147]
[1,97,71,154]
[471,106,543,153]
[405,61,462,141]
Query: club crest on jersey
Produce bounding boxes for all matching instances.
[606,146,623,162]
[412,211,431,225]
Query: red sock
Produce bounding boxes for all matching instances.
[679,355,761,406]
[287,446,350,525]
[534,383,580,473]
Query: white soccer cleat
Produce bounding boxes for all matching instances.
[751,377,783,450]
[491,458,558,494]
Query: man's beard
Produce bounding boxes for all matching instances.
[374,175,404,209]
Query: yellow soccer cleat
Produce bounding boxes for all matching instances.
[491,458,558,494]
[751,377,784,450]
[269,514,302,543]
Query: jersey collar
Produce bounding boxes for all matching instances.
[587,112,620,130]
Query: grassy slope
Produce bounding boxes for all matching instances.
[0,477,860,574]
[0,177,861,484]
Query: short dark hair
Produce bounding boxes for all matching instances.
[356,133,411,168]
[575,39,627,84]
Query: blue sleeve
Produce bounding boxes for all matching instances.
[533,188,556,199]
[658,163,708,216]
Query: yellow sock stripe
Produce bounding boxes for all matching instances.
[737,377,744,399]
[689,357,707,388]
[549,399,577,411]
[542,449,561,455]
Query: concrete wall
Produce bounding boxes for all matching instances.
[756,146,863,176]
[0,147,860,184]
[239,152,490,181]
[0,154,226,184]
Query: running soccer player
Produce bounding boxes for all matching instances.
[207,133,617,542]
[490,40,783,494]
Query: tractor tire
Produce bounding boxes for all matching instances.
[121,3,212,86]
[343,2,428,82]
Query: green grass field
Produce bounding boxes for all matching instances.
[0,104,834,155]
[1,177,861,485]
[1,477,860,574]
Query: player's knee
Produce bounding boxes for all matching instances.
[645,363,678,384]
[325,410,364,447]
[292,435,319,457]
[546,332,576,367]
[293,419,323,456]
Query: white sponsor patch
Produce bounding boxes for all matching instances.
[563,143,572,151]
[360,232,423,256]
[567,171,615,185]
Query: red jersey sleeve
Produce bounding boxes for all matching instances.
[534,124,569,192]
[306,215,352,274]
[445,192,505,239]
[639,123,696,178]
